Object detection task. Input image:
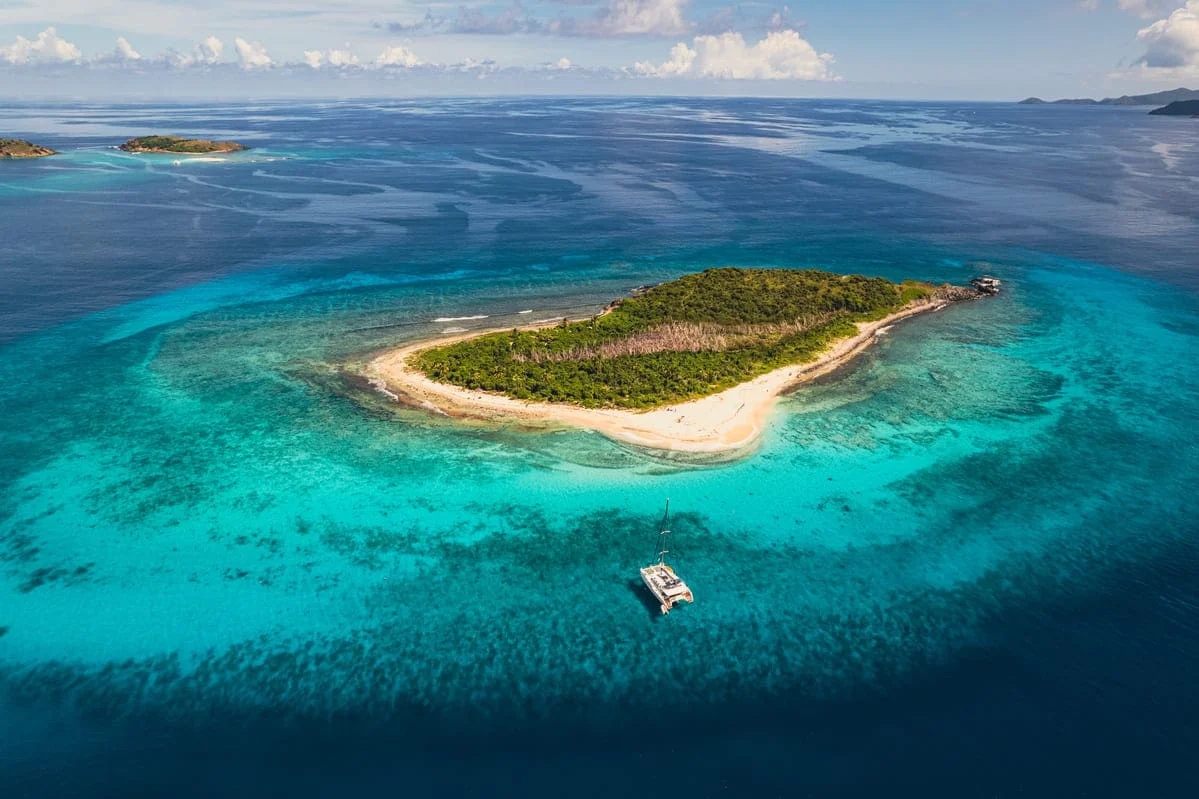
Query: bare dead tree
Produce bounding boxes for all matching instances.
[511,313,842,363]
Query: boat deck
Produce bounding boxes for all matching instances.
[640,563,694,614]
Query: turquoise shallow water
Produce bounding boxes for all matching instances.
[4,255,1195,682]
[2,99,1199,796]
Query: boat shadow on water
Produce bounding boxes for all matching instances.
[625,579,669,620]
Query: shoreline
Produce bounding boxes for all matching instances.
[119,147,245,155]
[0,140,57,159]
[364,297,952,454]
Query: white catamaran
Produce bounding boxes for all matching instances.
[640,500,694,615]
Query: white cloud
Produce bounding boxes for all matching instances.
[328,48,359,67]
[768,9,794,29]
[635,29,835,80]
[388,0,691,37]
[1077,0,1100,10]
[91,35,144,66]
[591,0,690,36]
[234,37,273,69]
[375,45,423,67]
[304,44,426,69]
[114,37,142,62]
[1135,0,1199,72]
[535,56,578,72]
[638,41,694,76]
[450,57,499,76]
[547,0,691,37]
[1120,0,1179,19]
[159,37,224,69]
[199,36,224,64]
[304,46,361,68]
[1,27,82,65]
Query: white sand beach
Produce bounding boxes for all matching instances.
[365,298,948,454]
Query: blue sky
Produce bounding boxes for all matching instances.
[2,1,1197,98]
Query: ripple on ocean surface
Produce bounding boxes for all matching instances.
[2,100,1199,794]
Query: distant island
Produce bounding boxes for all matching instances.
[1019,87,1199,106]
[0,139,57,159]
[366,268,995,452]
[1149,100,1199,117]
[118,136,248,155]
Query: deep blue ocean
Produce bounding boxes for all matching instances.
[1,98,1198,797]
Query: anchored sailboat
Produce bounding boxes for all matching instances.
[640,500,694,615]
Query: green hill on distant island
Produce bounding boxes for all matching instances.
[1149,100,1199,117]
[414,268,963,409]
[0,139,57,159]
[118,136,248,154]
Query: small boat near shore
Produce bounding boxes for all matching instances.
[640,500,694,615]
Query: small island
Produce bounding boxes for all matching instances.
[1149,100,1199,117]
[366,268,995,452]
[0,139,57,159]
[118,136,249,155]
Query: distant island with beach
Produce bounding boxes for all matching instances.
[118,136,248,154]
[366,268,997,452]
[0,139,57,159]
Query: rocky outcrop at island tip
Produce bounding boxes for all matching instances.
[0,139,57,159]
[118,136,249,154]
[970,276,1002,295]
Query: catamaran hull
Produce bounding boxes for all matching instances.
[640,565,694,615]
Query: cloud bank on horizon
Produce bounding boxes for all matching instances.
[1,0,1197,95]
[635,30,833,80]
[0,0,833,81]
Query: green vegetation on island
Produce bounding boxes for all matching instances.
[414,268,951,409]
[0,139,57,159]
[118,136,249,154]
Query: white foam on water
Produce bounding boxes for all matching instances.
[366,376,399,401]
[433,315,488,322]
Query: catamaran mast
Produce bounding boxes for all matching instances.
[656,499,670,565]
[640,498,694,614]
